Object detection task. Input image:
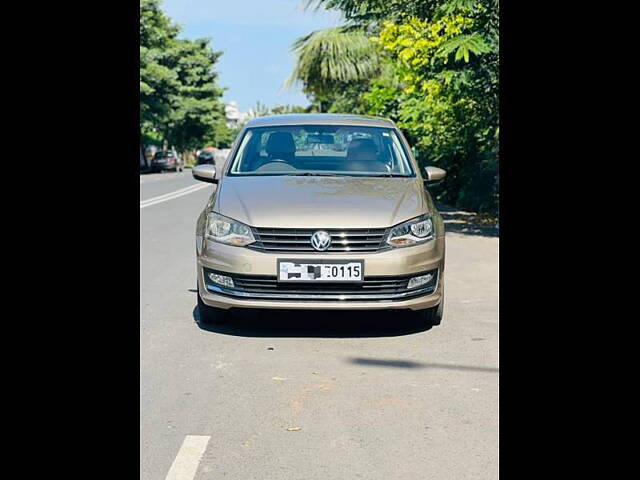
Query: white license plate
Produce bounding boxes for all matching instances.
[278,260,363,282]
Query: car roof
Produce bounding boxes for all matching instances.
[245,113,397,129]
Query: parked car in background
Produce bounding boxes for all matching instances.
[140,145,147,171]
[192,114,446,327]
[150,149,183,173]
[197,150,215,165]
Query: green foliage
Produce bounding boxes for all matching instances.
[435,0,477,17]
[249,102,311,118]
[141,130,163,148]
[140,0,227,153]
[201,119,238,149]
[369,3,498,214]
[437,33,492,62]
[292,0,499,215]
[286,27,380,111]
[289,27,379,87]
[304,0,441,24]
[269,104,310,115]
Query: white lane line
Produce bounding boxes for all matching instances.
[140,184,208,208]
[140,173,180,184]
[140,184,209,209]
[141,184,204,204]
[164,435,210,480]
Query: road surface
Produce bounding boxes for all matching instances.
[140,168,499,480]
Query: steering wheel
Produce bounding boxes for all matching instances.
[254,160,297,173]
[262,159,288,164]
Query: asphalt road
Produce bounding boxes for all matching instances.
[140,168,499,480]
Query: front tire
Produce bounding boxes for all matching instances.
[414,301,443,327]
[197,288,229,324]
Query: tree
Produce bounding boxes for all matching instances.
[163,38,226,152]
[140,0,227,154]
[304,0,443,23]
[286,27,380,112]
[366,1,499,213]
[206,119,239,149]
[290,0,499,214]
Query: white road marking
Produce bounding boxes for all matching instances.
[140,173,182,184]
[141,183,204,203]
[140,184,210,209]
[164,435,210,480]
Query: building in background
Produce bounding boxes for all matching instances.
[224,101,257,128]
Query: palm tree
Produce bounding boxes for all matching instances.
[285,26,380,112]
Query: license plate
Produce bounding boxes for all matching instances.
[278,259,363,282]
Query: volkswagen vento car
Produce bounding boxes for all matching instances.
[193,114,446,327]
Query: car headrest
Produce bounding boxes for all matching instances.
[347,138,378,161]
[265,132,296,156]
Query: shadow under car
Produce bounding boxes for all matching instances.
[192,305,434,338]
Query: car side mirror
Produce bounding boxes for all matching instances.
[424,166,446,186]
[192,164,218,184]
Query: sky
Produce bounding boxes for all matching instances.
[162,0,344,112]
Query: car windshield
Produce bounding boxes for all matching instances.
[228,125,415,177]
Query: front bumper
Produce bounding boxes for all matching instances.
[196,235,445,311]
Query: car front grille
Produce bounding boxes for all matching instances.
[249,227,390,253]
[203,268,438,301]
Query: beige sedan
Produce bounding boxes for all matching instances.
[193,114,446,326]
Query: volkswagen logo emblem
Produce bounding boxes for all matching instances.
[310,231,332,251]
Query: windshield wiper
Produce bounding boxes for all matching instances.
[366,173,407,177]
[285,172,347,177]
[282,172,408,178]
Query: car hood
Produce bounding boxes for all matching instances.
[215,176,428,228]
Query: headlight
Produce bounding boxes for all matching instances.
[386,214,434,247]
[205,212,255,246]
